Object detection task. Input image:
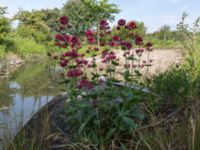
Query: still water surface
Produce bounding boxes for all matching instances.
[0,60,63,145]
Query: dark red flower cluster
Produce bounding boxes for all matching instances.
[76,59,88,66]
[135,35,143,45]
[102,51,117,63]
[60,59,68,67]
[126,21,137,30]
[63,50,78,59]
[100,19,109,30]
[121,41,132,50]
[112,35,120,41]
[145,42,153,51]
[71,35,80,45]
[67,69,83,78]
[135,48,144,57]
[55,34,71,42]
[118,19,126,26]
[59,16,69,25]
[78,79,94,89]
[85,29,96,44]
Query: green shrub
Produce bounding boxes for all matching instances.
[151,66,192,105]
[151,39,180,49]
[13,36,47,57]
[65,86,146,147]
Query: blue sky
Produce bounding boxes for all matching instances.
[0,0,199,32]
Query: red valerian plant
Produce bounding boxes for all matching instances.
[53,16,154,148]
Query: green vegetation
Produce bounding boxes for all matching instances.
[1,0,200,149]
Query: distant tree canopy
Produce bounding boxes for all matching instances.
[63,0,120,35]
[0,6,16,52]
[0,6,10,34]
[14,8,61,44]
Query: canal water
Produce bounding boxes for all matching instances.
[0,60,63,148]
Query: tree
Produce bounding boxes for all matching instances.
[0,6,7,17]
[62,0,120,36]
[14,8,61,44]
[0,6,10,33]
[153,25,172,40]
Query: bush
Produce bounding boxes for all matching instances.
[13,36,47,57]
[151,66,192,105]
[151,39,180,49]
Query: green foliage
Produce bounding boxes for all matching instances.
[14,8,61,44]
[63,0,120,35]
[0,6,7,17]
[65,86,146,146]
[0,8,16,54]
[151,66,192,105]
[0,45,6,57]
[0,17,10,33]
[13,36,46,57]
[150,39,180,49]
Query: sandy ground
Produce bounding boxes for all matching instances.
[87,49,182,77]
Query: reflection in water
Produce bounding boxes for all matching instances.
[0,59,63,144]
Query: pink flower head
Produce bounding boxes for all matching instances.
[78,79,94,90]
[60,59,68,67]
[99,19,109,30]
[118,19,126,26]
[121,41,132,50]
[67,69,82,78]
[135,35,143,45]
[63,50,78,59]
[71,35,79,44]
[76,59,88,66]
[145,42,153,48]
[100,42,105,46]
[112,35,120,41]
[85,29,95,37]
[107,51,116,62]
[135,48,144,57]
[87,36,96,44]
[145,42,153,51]
[101,50,108,58]
[125,42,132,50]
[109,41,115,47]
[64,34,71,43]
[59,16,69,25]
[127,21,137,30]
[55,34,65,41]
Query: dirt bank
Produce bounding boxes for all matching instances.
[88,49,182,75]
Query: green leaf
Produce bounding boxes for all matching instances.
[127,56,138,61]
[122,116,136,132]
[112,60,119,66]
[134,70,142,76]
[105,128,117,141]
